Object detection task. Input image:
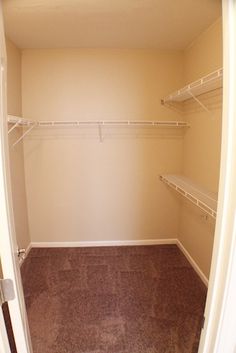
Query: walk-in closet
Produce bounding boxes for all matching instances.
[0,1,226,353]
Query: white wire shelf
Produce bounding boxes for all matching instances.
[161,68,223,112]
[160,174,217,219]
[7,115,189,146]
[8,116,189,128]
[8,115,35,126]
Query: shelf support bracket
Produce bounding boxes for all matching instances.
[160,100,183,115]
[12,124,36,148]
[8,121,19,134]
[188,91,211,113]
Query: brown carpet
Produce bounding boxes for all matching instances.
[21,245,206,353]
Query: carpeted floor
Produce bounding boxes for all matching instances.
[21,245,207,353]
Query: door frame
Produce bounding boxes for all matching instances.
[0,1,236,353]
[198,1,236,352]
[0,3,32,353]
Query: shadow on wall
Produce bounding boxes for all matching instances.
[22,125,186,143]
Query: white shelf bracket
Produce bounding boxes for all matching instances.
[8,121,19,134]
[12,124,36,147]
[188,91,211,114]
[98,123,103,143]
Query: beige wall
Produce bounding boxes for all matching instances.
[183,19,222,191]
[179,19,223,278]
[22,49,184,242]
[184,19,222,83]
[6,38,30,251]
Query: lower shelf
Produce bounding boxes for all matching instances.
[160,174,217,219]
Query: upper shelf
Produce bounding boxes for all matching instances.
[161,68,223,104]
[160,174,217,219]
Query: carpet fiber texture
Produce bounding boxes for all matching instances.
[21,245,207,353]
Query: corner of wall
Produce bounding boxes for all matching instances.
[178,17,223,280]
[6,36,31,251]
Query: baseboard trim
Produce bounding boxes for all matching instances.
[30,238,208,286]
[19,242,32,267]
[31,238,178,248]
[176,239,208,287]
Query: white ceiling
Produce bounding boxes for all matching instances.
[3,0,221,50]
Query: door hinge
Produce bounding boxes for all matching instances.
[0,279,15,305]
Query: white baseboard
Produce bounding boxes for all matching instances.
[176,239,208,287]
[29,238,207,286]
[31,238,178,248]
[19,242,32,267]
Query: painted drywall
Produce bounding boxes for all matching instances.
[179,19,223,278]
[184,18,222,83]
[22,49,184,242]
[6,38,30,251]
[2,0,221,50]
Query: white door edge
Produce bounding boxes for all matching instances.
[198,1,236,352]
[0,3,32,353]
